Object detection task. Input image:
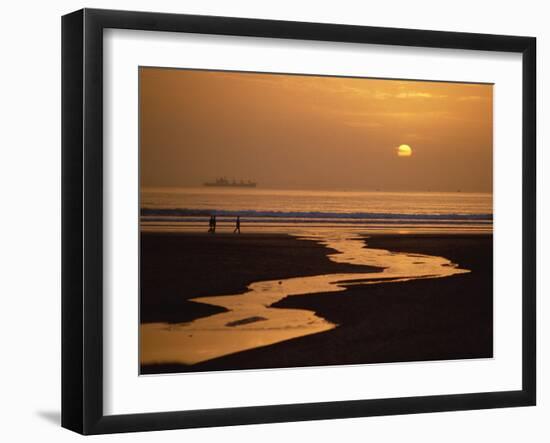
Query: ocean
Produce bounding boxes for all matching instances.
[141,187,492,234]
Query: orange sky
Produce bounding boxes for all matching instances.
[140,67,493,192]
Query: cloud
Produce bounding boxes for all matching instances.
[346,90,448,100]
[212,73,450,104]
[395,92,447,99]
[344,121,383,128]
[319,107,453,122]
[457,95,485,102]
[403,132,433,141]
[355,110,451,119]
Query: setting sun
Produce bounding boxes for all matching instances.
[397,144,412,157]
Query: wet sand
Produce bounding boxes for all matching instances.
[141,232,380,324]
[141,233,492,374]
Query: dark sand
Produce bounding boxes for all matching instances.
[141,233,492,374]
[141,232,380,324]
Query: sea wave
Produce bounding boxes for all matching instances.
[141,208,492,221]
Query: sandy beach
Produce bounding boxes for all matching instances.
[140,232,381,324]
[140,232,493,374]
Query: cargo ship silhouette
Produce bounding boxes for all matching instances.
[203,177,257,188]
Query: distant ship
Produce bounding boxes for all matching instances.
[203,177,257,188]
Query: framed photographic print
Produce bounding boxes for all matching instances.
[61,8,536,435]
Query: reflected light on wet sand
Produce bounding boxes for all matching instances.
[140,231,469,366]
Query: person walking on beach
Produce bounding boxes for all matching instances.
[233,216,241,234]
[208,215,216,233]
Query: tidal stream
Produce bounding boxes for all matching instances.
[140,232,469,366]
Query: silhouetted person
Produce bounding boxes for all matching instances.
[233,216,241,234]
[208,215,214,233]
[212,215,217,233]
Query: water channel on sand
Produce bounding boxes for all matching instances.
[140,231,469,366]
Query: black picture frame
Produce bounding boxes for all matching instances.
[62,8,536,435]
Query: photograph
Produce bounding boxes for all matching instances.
[139,67,494,375]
